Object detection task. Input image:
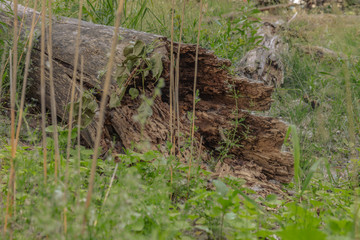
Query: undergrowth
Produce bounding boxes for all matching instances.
[0,0,359,239]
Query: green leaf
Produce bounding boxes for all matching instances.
[224,212,237,221]
[45,125,63,133]
[117,74,128,86]
[195,225,212,234]
[236,190,264,213]
[157,77,165,88]
[123,45,133,57]
[109,92,121,108]
[150,53,163,79]
[130,218,144,232]
[143,69,149,77]
[154,88,161,96]
[277,225,327,240]
[265,194,277,201]
[133,40,145,56]
[129,88,139,99]
[126,54,138,62]
[81,110,95,127]
[116,66,128,77]
[213,180,228,197]
[301,159,321,195]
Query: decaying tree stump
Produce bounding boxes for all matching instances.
[236,22,286,87]
[0,3,293,194]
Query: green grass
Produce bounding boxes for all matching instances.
[271,14,360,168]
[1,1,360,239]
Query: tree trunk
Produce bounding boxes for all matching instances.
[0,2,293,194]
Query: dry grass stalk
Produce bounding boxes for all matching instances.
[47,0,61,183]
[63,0,84,233]
[4,0,19,232]
[82,0,125,232]
[103,163,119,205]
[17,0,29,39]
[175,0,186,156]
[168,0,176,183]
[77,56,84,174]
[15,0,39,149]
[75,55,84,209]
[169,0,175,153]
[3,50,13,235]
[65,0,84,186]
[16,3,41,67]
[188,0,204,182]
[40,0,48,184]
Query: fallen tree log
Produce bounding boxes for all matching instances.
[0,3,293,193]
[236,22,287,87]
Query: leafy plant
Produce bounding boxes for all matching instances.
[200,6,263,62]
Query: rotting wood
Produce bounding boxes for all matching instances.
[236,22,287,87]
[0,2,293,194]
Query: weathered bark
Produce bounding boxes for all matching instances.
[236,22,286,87]
[0,3,293,192]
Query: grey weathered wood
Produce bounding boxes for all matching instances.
[236,22,286,87]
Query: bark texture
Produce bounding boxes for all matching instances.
[236,22,286,87]
[1,2,293,194]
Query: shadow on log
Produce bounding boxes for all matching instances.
[0,2,293,194]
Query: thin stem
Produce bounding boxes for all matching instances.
[175,0,186,156]
[82,0,125,233]
[168,0,175,183]
[4,0,19,232]
[40,0,48,184]
[169,0,175,154]
[65,0,84,187]
[188,0,203,182]
[15,0,39,149]
[63,0,84,234]
[77,56,84,176]
[47,0,61,183]
[103,163,119,205]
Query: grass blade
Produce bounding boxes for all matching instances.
[289,125,301,190]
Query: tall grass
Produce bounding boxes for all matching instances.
[1,1,360,239]
[3,0,18,232]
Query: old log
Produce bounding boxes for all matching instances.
[0,3,293,193]
[236,22,286,87]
